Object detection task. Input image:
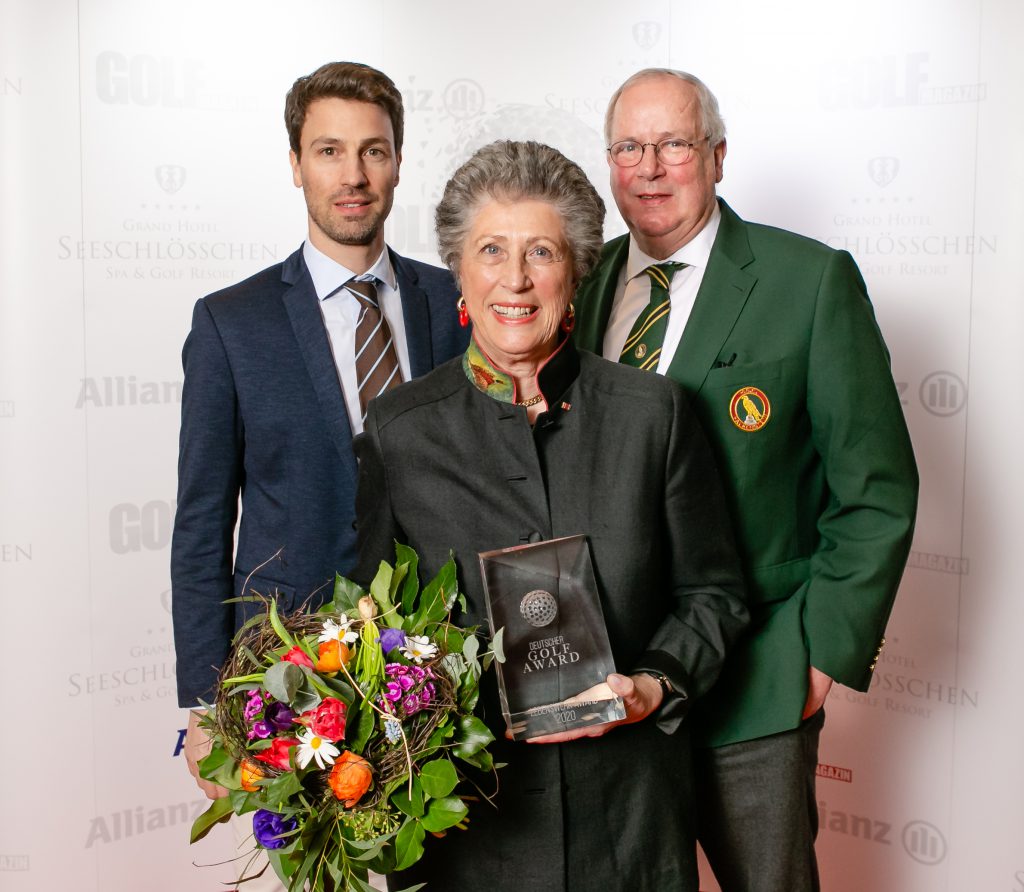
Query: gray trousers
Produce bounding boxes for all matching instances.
[695,708,825,892]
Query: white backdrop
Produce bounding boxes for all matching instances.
[1,1,1021,889]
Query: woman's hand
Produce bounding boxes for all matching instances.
[522,673,664,744]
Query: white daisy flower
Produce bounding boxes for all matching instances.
[296,727,340,770]
[319,615,358,646]
[400,635,437,664]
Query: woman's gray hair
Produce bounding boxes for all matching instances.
[435,140,605,287]
[604,68,727,148]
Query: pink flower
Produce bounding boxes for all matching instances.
[243,691,265,720]
[281,647,313,669]
[402,692,422,715]
[309,697,347,742]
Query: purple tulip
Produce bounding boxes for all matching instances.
[252,809,297,850]
[264,702,295,731]
[378,628,407,654]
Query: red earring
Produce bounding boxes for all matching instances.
[456,296,469,328]
[560,302,576,334]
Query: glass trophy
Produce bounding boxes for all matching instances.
[478,534,626,740]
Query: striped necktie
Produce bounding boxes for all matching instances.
[619,261,686,371]
[348,277,403,418]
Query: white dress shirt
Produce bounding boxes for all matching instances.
[601,203,722,372]
[302,240,411,435]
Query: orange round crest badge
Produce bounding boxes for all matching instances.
[729,386,771,432]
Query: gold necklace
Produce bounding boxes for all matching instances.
[514,393,545,408]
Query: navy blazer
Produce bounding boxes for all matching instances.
[171,246,466,706]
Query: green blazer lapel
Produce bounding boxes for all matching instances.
[667,200,757,393]
[574,235,629,353]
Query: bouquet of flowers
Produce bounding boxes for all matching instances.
[190,545,502,891]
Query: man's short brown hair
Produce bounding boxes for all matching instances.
[284,62,404,157]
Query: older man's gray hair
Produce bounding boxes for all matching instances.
[604,68,727,148]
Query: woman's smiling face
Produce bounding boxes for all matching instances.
[459,198,574,371]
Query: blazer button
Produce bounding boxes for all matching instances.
[528,531,542,544]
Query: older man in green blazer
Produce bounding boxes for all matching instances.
[574,68,918,891]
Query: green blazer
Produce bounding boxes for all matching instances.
[575,199,919,746]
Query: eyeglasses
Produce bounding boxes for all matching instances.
[606,136,709,167]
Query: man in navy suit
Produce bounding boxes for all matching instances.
[171,62,467,816]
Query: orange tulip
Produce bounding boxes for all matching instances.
[240,758,265,792]
[328,751,373,807]
[315,639,351,673]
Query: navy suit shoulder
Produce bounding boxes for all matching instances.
[204,258,289,303]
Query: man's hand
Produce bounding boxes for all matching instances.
[802,665,834,719]
[525,672,664,744]
[185,710,229,799]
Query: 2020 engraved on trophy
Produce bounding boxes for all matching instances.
[478,534,625,740]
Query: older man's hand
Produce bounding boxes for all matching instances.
[523,673,664,744]
[185,710,230,799]
[801,665,834,719]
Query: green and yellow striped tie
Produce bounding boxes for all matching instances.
[619,262,686,371]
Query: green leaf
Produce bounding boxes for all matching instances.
[266,849,294,885]
[391,771,424,817]
[197,744,231,780]
[462,633,480,665]
[345,874,378,892]
[189,796,233,843]
[228,788,261,816]
[395,542,420,614]
[347,697,375,754]
[418,722,453,762]
[453,715,495,759]
[332,573,365,614]
[439,627,465,656]
[263,768,304,808]
[491,627,506,663]
[441,653,465,685]
[346,835,391,862]
[419,759,458,799]
[369,560,394,617]
[420,795,468,832]
[318,673,356,703]
[388,561,410,620]
[264,661,304,703]
[291,676,322,715]
[458,682,480,714]
[268,597,296,648]
[459,746,494,772]
[288,822,332,892]
[346,832,395,853]
[393,818,426,871]
[412,557,456,631]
